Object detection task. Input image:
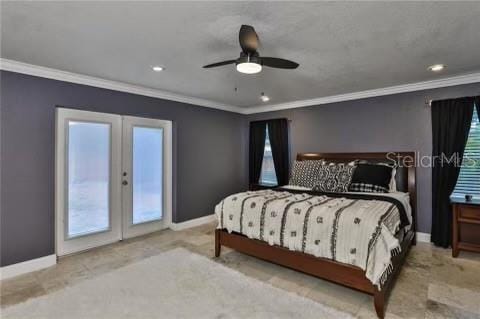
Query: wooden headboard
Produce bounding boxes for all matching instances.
[296,152,417,235]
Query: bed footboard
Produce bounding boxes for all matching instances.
[215,228,414,319]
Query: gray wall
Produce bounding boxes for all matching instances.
[2,68,479,267]
[0,70,248,266]
[247,83,480,234]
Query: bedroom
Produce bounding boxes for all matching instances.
[1,1,480,318]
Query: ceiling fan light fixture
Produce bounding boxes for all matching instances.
[202,25,299,72]
[236,62,262,74]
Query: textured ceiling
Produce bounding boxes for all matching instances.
[2,1,480,108]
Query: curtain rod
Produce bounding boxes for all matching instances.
[425,95,479,107]
[249,118,291,123]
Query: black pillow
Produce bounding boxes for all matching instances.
[348,163,393,193]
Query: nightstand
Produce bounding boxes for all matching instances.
[249,184,278,191]
[451,198,480,257]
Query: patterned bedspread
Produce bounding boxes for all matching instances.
[215,189,408,288]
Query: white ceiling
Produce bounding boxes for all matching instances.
[2,1,480,109]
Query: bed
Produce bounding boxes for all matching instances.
[214,152,416,318]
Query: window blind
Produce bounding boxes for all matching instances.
[452,105,480,198]
[259,125,278,186]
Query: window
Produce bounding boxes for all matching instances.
[259,125,278,185]
[452,104,480,199]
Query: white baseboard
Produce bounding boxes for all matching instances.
[0,227,427,280]
[170,214,216,231]
[416,232,431,243]
[0,254,57,280]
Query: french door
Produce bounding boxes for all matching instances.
[121,116,172,239]
[56,109,172,256]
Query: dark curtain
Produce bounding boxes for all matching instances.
[476,97,480,115]
[249,121,267,185]
[431,97,475,247]
[268,119,290,185]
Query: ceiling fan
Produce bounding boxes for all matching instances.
[203,25,299,74]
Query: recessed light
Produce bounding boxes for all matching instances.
[428,64,445,72]
[260,93,270,102]
[152,66,164,72]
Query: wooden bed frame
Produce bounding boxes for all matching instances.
[215,152,417,318]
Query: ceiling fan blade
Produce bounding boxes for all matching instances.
[203,60,236,68]
[239,25,259,53]
[261,57,299,69]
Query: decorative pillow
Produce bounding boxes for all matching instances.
[348,182,389,193]
[289,160,325,188]
[348,163,393,193]
[356,160,398,192]
[312,163,356,193]
[389,167,397,192]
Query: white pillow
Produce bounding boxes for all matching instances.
[389,167,397,192]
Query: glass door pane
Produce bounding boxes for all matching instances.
[67,121,111,237]
[132,127,163,224]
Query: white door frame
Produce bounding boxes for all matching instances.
[55,109,172,256]
[55,108,122,256]
[121,116,172,239]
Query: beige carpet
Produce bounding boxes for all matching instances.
[1,248,352,319]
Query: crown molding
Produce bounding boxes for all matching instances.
[243,72,480,114]
[2,58,479,115]
[0,58,243,114]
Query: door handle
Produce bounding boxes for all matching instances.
[122,180,128,186]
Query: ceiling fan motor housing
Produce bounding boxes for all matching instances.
[236,52,261,65]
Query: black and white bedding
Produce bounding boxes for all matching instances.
[289,159,397,193]
[215,188,411,288]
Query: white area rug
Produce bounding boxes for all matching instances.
[2,248,352,319]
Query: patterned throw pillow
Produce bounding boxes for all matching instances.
[313,163,356,193]
[348,182,389,193]
[289,160,325,188]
